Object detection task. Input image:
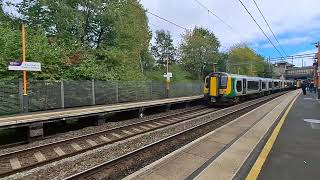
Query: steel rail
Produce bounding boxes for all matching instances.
[64,92,288,180]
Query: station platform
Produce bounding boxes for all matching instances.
[0,95,202,128]
[0,95,202,140]
[247,91,320,180]
[125,90,303,180]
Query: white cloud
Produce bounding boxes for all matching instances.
[140,0,320,55]
[261,36,314,48]
[294,49,317,56]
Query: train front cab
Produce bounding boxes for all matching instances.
[295,80,302,89]
[204,73,233,105]
[204,74,220,103]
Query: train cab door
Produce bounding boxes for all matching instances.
[243,79,247,94]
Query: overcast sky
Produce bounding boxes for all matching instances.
[4,0,319,66]
[140,0,320,66]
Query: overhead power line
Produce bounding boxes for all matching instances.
[251,0,288,57]
[146,11,188,31]
[192,0,265,54]
[236,0,284,58]
[129,2,188,31]
[193,0,234,30]
[129,2,229,49]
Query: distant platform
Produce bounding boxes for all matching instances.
[0,95,202,129]
[125,90,301,180]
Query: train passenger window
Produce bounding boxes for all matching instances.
[274,82,279,87]
[262,82,266,89]
[236,81,242,92]
[220,76,228,89]
[248,81,259,91]
[269,82,272,88]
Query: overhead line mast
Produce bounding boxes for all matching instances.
[270,53,317,61]
[251,0,288,57]
[236,0,284,58]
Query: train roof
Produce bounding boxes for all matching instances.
[213,72,294,82]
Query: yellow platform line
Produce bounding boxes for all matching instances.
[246,93,300,180]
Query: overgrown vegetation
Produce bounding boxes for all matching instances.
[0,0,273,82]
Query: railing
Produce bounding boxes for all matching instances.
[0,80,204,116]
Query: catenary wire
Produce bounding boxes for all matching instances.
[129,2,231,49]
[193,0,234,30]
[236,0,284,58]
[192,0,264,53]
[251,0,288,57]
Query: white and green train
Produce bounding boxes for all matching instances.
[204,72,294,105]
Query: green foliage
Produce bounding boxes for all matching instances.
[145,64,194,82]
[1,0,152,81]
[0,21,67,80]
[140,47,156,73]
[0,22,20,80]
[228,44,270,77]
[151,30,176,65]
[0,1,272,83]
[0,0,3,17]
[179,27,221,79]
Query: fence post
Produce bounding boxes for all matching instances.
[150,81,153,100]
[115,81,119,103]
[18,79,24,113]
[135,82,138,101]
[166,82,170,98]
[60,80,65,109]
[45,81,48,110]
[92,79,96,105]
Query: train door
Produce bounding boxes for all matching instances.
[259,80,262,92]
[243,79,247,94]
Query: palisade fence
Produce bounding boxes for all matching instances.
[0,79,204,116]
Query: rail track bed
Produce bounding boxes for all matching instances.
[63,92,288,180]
[0,107,214,178]
[2,92,288,179]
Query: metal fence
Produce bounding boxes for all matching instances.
[0,80,203,116]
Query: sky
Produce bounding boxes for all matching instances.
[140,0,320,67]
[3,0,319,67]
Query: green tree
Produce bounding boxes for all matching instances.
[0,0,3,16]
[179,27,221,80]
[228,44,268,77]
[0,21,67,80]
[216,52,228,73]
[140,47,156,73]
[0,0,8,22]
[151,30,176,66]
[14,0,152,81]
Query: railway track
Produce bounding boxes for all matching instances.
[63,92,288,180]
[0,106,215,178]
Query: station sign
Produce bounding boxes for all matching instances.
[8,62,42,72]
[163,72,173,78]
[163,72,173,83]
